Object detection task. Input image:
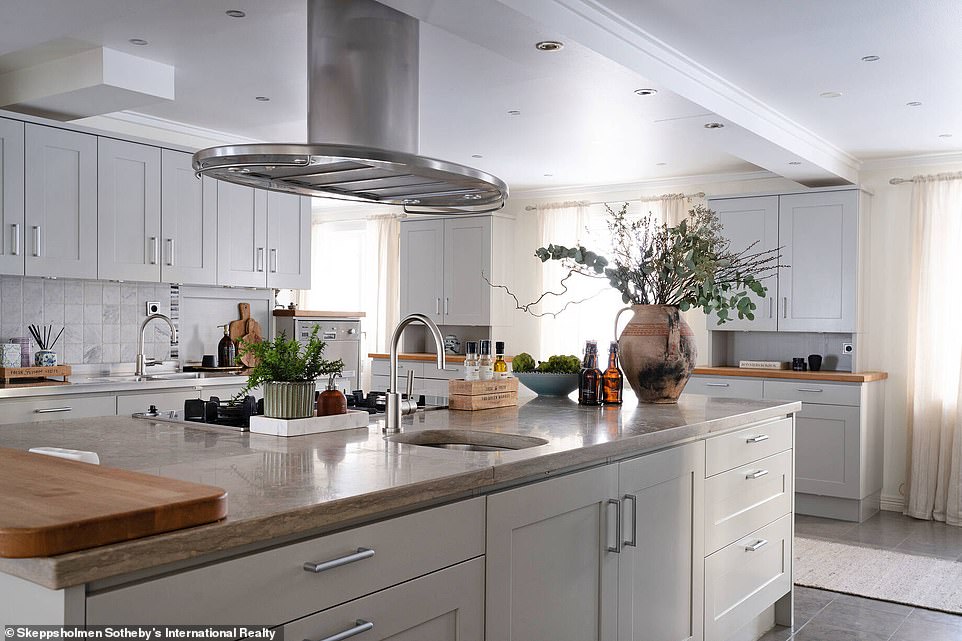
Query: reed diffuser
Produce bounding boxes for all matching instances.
[28,324,64,367]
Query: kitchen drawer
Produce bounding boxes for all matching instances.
[685,376,763,399]
[370,359,424,379]
[432,364,465,380]
[705,514,792,641]
[706,417,792,477]
[370,374,428,395]
[0,394,115,425]
[86,497,485,626]
[705,450,792,554]
[763,379,861,406]
[282,557,483,641]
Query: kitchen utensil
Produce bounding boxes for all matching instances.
[228,303,251,345]
[808,354,823,372]
[201,354,216,367]
[239,313,263,368]
[0,447,227,557]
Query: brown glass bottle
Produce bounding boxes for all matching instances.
[602,341,623,405]
[578,340,603,406]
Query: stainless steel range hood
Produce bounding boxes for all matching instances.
[192,0,508,213]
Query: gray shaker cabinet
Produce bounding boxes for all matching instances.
[24,124,98,279]
[266,191,311,290]
[160,149,218,285]
[216,181,268,287]
[0,118,24,276]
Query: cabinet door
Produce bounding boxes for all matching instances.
[97,138,162,282]
[794,403,861,499]
[442,216,491,325]
[778,191,857,332]
[282,558,483,641]
[216,181,267,287]
[707,196,779,331]
[399,219,443,323]
[161,150,217,285]
[618,442,704,641]
[0,118,24,276]
[486,465,619,641]
[24,124,97,279]
[266,192,311,289]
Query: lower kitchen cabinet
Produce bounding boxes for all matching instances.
[0,394,115,425]
[282,558,483,641]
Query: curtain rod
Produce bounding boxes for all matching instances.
[523,191,706,211]
[889,171,962,185]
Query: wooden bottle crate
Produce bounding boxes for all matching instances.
[448,377,518,411]
[0,365,72,382]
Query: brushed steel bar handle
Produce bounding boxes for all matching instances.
[149,237,158,265]
[769,297,773,318]
[166,238,174,266]
[746,434,770,444]
[308,620,374,641]
[270,248,278,273]
[623,494,638,548]
[745,539,768,552]
[256,247,265,272]
[606,498,622,553]
[35,407,72,414]
[11,224,20,256]
[746,469,769,480]
[435,298,441,315]
[443,297,449,315]
[797,388,823,393]
[705,382,730,387]
[303,547,374,573]
[33,226,41,257]
[783,297,788,319]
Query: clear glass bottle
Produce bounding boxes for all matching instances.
[602,341,623,405]
[578,340,602,406]
[464,341,480,381]
[478,340,494,380]
[493,341,509,378]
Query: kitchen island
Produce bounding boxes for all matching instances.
[0,394,800,641]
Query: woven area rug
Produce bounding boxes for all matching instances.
[794,536,962,614]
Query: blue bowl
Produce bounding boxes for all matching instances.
[514,372,580,397]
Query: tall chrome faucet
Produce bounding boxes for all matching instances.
[384,313,446,434]
[136,313,178,377]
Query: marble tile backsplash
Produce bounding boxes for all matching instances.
[0,276,175,366]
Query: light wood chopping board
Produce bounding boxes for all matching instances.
[0,448,228,558]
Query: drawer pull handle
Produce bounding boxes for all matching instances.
[705,383,730,387]
[797,388,823,393]
[35,407,72,414]
[746,469,769,480]
[308,619,373,641]
[606,498,622,554]
[303,547,375,573]
[745,539,768,552]
[746,434,770,444]
[623,493,638,548]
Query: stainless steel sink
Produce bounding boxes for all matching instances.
[146,372,203,381]
[387,429,548,452]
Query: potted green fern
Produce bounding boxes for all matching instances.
[236,326,343,419]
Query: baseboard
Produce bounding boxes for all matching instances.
[880,494,905,512]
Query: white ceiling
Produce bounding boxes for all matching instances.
[0,0,956,195]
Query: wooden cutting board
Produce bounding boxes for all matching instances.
[0,448,228,558]
[228,302,251,344]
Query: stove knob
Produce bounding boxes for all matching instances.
[347,328,357,335]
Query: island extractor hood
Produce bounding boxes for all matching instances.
[192,0,508,213]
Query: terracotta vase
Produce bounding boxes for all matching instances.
[615,305,697,404]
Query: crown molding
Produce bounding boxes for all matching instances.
[859,151,962,173]
[510,169,780,200]
[100,110,262,146]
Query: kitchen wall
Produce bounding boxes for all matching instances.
[0,276,174,366]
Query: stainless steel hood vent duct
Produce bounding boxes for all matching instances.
[192,0,508,213]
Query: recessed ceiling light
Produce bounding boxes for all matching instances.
[535,40,564,52]
[128,38,148,46]
[820,91,843,98]
[471,154,483,158]
[906,101,923,107]
[507,110,521,116]
[543,173,553,177]
[655,162,667,166]
[703,122,724,129]
[861,55,880,62]
[255,96,270,102]
[225,9,246,18]
[939,133,953,138]
[634,88,658,96]
[788,161,802,165]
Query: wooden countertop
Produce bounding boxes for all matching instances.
[273,310,366,318]
[369,352,514,363]
[692,366,888,383]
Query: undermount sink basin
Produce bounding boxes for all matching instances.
[146,372,203,381]
[387,429,548,452]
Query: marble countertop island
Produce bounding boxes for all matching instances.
[0,394,799,589]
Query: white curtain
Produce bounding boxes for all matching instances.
[366,215,400,354]
[905,175,962,525]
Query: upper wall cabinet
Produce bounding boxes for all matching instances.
[0,118,24,276]
[708,189,859,333]
[97,138,162,282]
[400,218,445,324]
[24,124,98,279]
[266,191,311,290]
[161,150,217,285]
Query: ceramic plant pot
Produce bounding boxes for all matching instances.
[263,381,317,419]
[615,305,696,403]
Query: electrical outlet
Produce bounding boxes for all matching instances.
[145,301,160,315]
[842,342,854,354]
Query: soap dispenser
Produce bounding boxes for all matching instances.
[217,324,236,368]
[317,373,347,416]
